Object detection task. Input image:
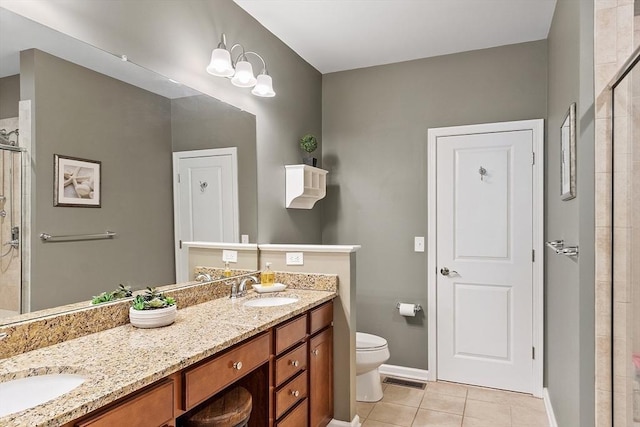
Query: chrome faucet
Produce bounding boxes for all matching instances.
[195,273,212,283]
[228,279,239,299]
[237,275,259,297]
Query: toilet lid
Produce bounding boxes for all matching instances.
[356,332,388,350]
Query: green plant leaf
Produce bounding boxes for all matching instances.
[299,134,318,153]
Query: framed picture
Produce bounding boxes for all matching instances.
[560,102,576,201]
[54,154,101,207]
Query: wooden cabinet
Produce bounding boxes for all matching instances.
[275,370,308,418]
[275,342,307,387]
[183,332,270,410]
[67,299,334,427]
[272,301,333,427]
[275,314,307,354]
[75,379,174,427]
[276,398,308,427]
[309,327,333,427]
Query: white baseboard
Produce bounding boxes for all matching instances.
[543,388,558,427]
[327,415,361,427]
[379,364,429,382]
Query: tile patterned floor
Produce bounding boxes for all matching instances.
[357,379,549,427]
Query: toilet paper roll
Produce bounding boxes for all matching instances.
[398,303,416,317]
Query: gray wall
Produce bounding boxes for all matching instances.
[171,95,258,241]
[0,74,19,119]
[545,0,595,425]
[322,41,548,369]
[3,0,324,249]
[20,49,175,310]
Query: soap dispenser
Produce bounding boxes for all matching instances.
[223,261,232,278]
[261,262,275,286]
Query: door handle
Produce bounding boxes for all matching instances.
[440,267,458,276]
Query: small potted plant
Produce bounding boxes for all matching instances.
[91,284,132,305]
[129,287,177,328]
[299,133,318,167]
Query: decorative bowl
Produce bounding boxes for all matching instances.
[129,305,176,328]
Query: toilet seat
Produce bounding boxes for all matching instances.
[356,332,388,351]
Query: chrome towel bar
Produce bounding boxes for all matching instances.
[545,240,579,257]
[40,231,116,242]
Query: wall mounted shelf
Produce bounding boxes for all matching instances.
[285,164,328,209]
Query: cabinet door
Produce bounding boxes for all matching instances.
[76,380,173,427]
[309,327,333,427]
[183,332,270,410]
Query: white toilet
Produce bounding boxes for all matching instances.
[356,332,390,402]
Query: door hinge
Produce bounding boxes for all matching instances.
[532,347,535,359]
[177,173,180,183]
[532,249,535,262]
[532,152,535,165]
[179,240,182,249]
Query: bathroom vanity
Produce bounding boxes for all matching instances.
[0,290,335,427]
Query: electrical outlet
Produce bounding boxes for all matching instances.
[222,250,238,263]
[241,234,249,244]
[286,252,304,265]
[414,236,425,252]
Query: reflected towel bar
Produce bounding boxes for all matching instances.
[40,231,116,242]
[545,240,579,257]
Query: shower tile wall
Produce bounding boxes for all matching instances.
[613,60,639,426]
[0,116,20,317]
[594,0,638,426]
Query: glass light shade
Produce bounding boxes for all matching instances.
[251,74,276,97]
[231,60,257,87]
[206,48,234,77]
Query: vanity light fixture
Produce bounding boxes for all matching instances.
[206,33,276,98]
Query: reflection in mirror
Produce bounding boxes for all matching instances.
[0,8,258,323]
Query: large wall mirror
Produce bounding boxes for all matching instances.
[0,8,258,323]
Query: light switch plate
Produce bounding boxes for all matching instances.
[414,236,425,252]
[286,252,304,265]
[222,250,238,263]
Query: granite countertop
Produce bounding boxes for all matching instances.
[0,289,335,427]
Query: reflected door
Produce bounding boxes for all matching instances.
[435,125,534,393]
[173,148,239,282]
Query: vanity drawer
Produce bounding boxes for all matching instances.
[275,342,307,387]
[275,314,307,354]
[76,379,173,427]
[275,371,308,419]
[276,398,308,427]
[184,332,270,410]
[309,301,333,335]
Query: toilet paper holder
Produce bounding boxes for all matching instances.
[396,303,422,313]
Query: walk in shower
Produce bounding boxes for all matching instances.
[611,46,639,426]
[0,126,21,319]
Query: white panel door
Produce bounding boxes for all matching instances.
[173,148,238,282]
[436,129,533,393]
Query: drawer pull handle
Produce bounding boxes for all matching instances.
[312,349,319,356]
[290,390,300,397]
[233,361,243,370]
[289,359,299,367]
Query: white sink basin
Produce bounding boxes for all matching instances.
[244,297,299,307]
[0,373,86,416]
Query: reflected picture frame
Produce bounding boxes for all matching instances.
[560,102,576,201]
[54,154,101,207]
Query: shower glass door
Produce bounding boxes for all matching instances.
[0,146,21,318]
[611,50,639,426]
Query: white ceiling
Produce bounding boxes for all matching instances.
[233,0,557,74]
